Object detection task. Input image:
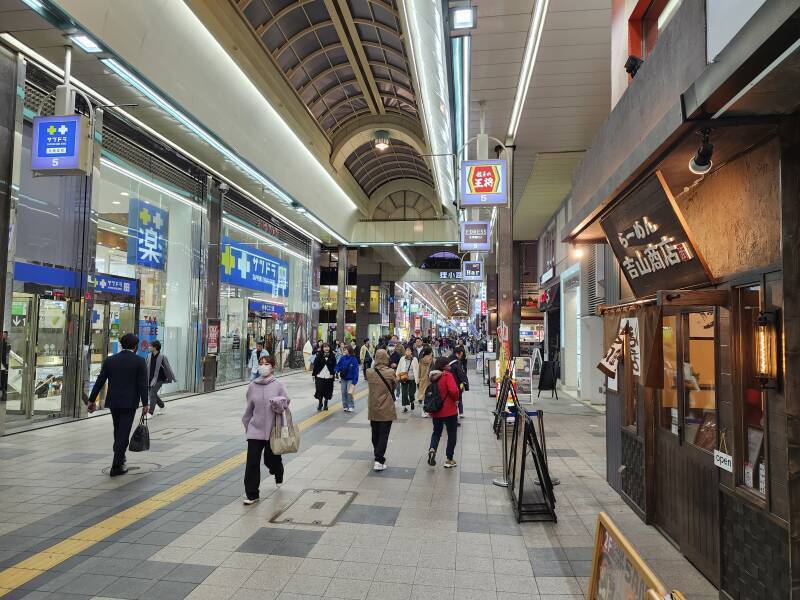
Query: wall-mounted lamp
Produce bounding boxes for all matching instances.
[449,4,477,36]
[689,128,714,175]
[624,55,644,78]
[755,309,779,389]
[374,130,390,151]
[570,244,584,259]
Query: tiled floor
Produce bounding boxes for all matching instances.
[0,370,718,599]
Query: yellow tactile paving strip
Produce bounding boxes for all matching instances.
[0,391,365,597]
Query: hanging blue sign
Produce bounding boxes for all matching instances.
[127,199,168,270]
[221,237,289,296]
[95,274,138,296]
[31,115,90,174]
[248,299,286,319]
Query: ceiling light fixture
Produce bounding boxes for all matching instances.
[450,5,477,35]
[69,33,103,54]
[395,246,414,267]
[222,217,310,263]
[374,130,390,151]
[506,0,549,143]
[120,192,129,196]
[689,128,714,175]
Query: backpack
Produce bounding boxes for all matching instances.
[423,379,444,413]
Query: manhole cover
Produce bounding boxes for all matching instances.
[101,463,161,475]
[149,428,197,440]
[270,489,357,527]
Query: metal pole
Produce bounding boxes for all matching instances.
[493,406,509,487]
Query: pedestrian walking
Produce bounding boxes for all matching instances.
[248,342,269,381]
[312,342,336,411]
[448,347,469,422]
[366,349,397,471]
[426,357,460,468]
[396,346,419,413]
[145,340,175,418]
[335,345,359,412]
[242,356,289,504]
[416,345,433,417]
[360,337,374,378]
[87,333,149,477]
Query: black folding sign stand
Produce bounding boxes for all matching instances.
[507,385,557,523]
[492,362,513,439]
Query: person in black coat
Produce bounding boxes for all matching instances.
[88,333,149,476]
[312,342,337,411]
[448,347,469,421]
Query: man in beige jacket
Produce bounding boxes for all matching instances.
[365,349,397,471]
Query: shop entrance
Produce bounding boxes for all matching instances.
[247,299,286,369]
[7,293,71,423]
[655,309,720,586]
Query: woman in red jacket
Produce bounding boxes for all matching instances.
[427,357,461,468]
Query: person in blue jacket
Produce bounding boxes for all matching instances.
[335,345,360,412]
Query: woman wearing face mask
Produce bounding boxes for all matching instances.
[242,356,290,505]
[312,342,337,411]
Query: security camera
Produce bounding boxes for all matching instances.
[218,182,230,193]
[624,55,644,78]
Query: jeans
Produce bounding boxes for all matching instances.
[400,380,416,407]
[370,420,392,464]
[244,439,284,500]
[430,414,458,460]
[148,382,164,415]
[341,379,355,410]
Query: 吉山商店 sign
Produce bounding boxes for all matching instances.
[460,221,491,252]
[31,115,92,175]
[600,171,714,298]
[460,159,508,207]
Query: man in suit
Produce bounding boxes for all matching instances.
[88,333,149,476]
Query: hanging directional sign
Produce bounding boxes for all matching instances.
[31,115,92,175]
[460,221,491,252]
[462,260,484,281]
[460,159,508,207]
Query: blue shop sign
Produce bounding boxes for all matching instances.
[221,236,289,297]
[127,198,168,271]
[95,274,138,296]
[13,262,78,288]
[248,299,286,319]
[31,115,86,172]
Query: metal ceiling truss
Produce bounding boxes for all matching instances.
[230,0,432,209]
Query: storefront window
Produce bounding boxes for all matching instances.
[737,285,765,496]
[95,155,204,397]
[369,285,380,313]
[217,212,310,383]
[684,311,717,452]
[660,315,679,434]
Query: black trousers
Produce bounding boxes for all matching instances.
[400,381,416,407]
[244,439,284,500]
[314,377,334,400]
[148,382,164,414]
[110,408,136,468]
[430,415,458,460]
[370,420,392,464]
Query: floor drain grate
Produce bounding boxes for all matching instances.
[270,489,357,527]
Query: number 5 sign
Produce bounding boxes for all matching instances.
[460,159,508,207]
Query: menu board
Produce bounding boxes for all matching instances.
[589,513,666,600]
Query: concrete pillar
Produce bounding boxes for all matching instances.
[201,178,223,392]
[310,240,321,343]
[496,146,515,358]
[336,245,348,342]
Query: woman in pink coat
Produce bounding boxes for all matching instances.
[242,356,290,505]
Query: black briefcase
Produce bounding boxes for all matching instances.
[129,415,150,452]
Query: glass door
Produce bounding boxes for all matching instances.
[33,298,69,419]
[89,303,109,407]
[7,294,33,416]
[109,301,136,351]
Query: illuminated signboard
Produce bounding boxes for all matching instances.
[460,221,491,252]
[462,260,483,281]
[31,115,91,175]
[460,159,508,207]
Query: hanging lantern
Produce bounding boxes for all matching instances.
[754,310,779,389]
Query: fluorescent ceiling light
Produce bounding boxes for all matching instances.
[70,34,103,54]
[21,0,43,9]
[223,217,310,263]
[506,0,549,143]
[100,157,205,213]
[304,212,348,245]
[0,33,323,245]
[395,246,414,267]
[451,7,477,30]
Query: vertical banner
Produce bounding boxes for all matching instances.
[127,198,169,270]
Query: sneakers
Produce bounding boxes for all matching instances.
[373,462,387,471]
[243,497,259,505]
[443,460,457,469]
[144,412,153,420]
[156,406,166,416]
[422,412,429,418]
[459,414,465,419]
[427,449,436,466]
[402,407,408,413]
